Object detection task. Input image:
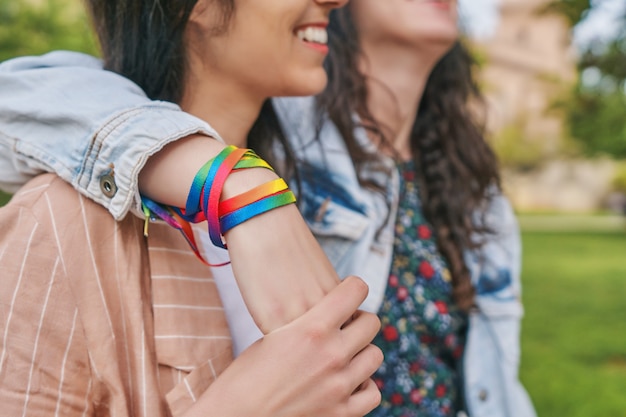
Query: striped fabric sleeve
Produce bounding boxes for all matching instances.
[0,174,233,417]
[0,178,94,416]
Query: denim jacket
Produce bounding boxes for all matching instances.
[0,51,536,417]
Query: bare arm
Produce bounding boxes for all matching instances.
[140,134,341,332]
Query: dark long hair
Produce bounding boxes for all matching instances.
[84,0,290,169]
[318,8,501,312]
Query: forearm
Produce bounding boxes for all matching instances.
[141,136,340,333]
[226,205,340,333]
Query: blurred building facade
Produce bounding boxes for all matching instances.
[477,0,618,212]
[480,0,576,143]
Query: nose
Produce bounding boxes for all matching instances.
[316,0,349,10]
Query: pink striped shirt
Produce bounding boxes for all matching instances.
[0,174,233,416]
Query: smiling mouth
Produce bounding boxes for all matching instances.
[295,26,328,46]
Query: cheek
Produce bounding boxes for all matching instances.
[258,35,329,96]
[218,12,329,98]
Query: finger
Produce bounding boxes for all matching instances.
[341,310,381,356]
[346,344,383,393]
[346,378,382,417]
[307,276,369,329]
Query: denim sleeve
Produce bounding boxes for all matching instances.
[0,51,221,219]
[463,194,536,417]
[466,192,524,317]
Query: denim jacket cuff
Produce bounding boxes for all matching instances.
[78,103,223,220]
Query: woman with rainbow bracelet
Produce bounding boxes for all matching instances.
[0,0,384,416]
[0,0,536,416]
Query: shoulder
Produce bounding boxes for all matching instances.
[0,50,102,72]
[3,174,137,262]
[5,174,82,227]
[8,174,112,227]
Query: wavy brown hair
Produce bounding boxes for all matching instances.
[317,8,501,311]
[84,0,291,170]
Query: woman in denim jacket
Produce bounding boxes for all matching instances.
[0,1,536,416]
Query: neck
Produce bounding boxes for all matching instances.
[180,72,265,149]
[360,42,442,160]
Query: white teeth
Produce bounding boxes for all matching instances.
[296,27,328,45]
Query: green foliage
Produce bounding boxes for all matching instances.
[521,231,626,417]
[543,0,592,27]
[0,0,97,62]
[611,163,626,193]
[566,87,626,157]
[546,1,626,159]
[580,37,626,81]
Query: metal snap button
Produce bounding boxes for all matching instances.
[100,174,118,198]
[478,389,488,402]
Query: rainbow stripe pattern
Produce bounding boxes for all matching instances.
[141,145,296,265]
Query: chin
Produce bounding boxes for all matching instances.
[418,26,459,42]
[415,29,458,49]
[284,71,328,98]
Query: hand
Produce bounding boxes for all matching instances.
[188,276,383,417]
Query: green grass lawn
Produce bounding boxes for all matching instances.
[520,231,626,417]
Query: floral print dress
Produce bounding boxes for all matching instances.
[368,161,467,417]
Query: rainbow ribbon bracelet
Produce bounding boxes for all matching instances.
[141,145,296,265]
[220,178,296,234]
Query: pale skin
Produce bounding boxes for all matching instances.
[184,277,383,417]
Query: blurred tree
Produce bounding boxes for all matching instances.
[543,0,592,27]
[548,0,626,158]
[0,0,97,62]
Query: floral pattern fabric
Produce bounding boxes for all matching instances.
[368,161,467,417]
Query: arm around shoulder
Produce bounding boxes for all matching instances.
[0,51,218,220]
